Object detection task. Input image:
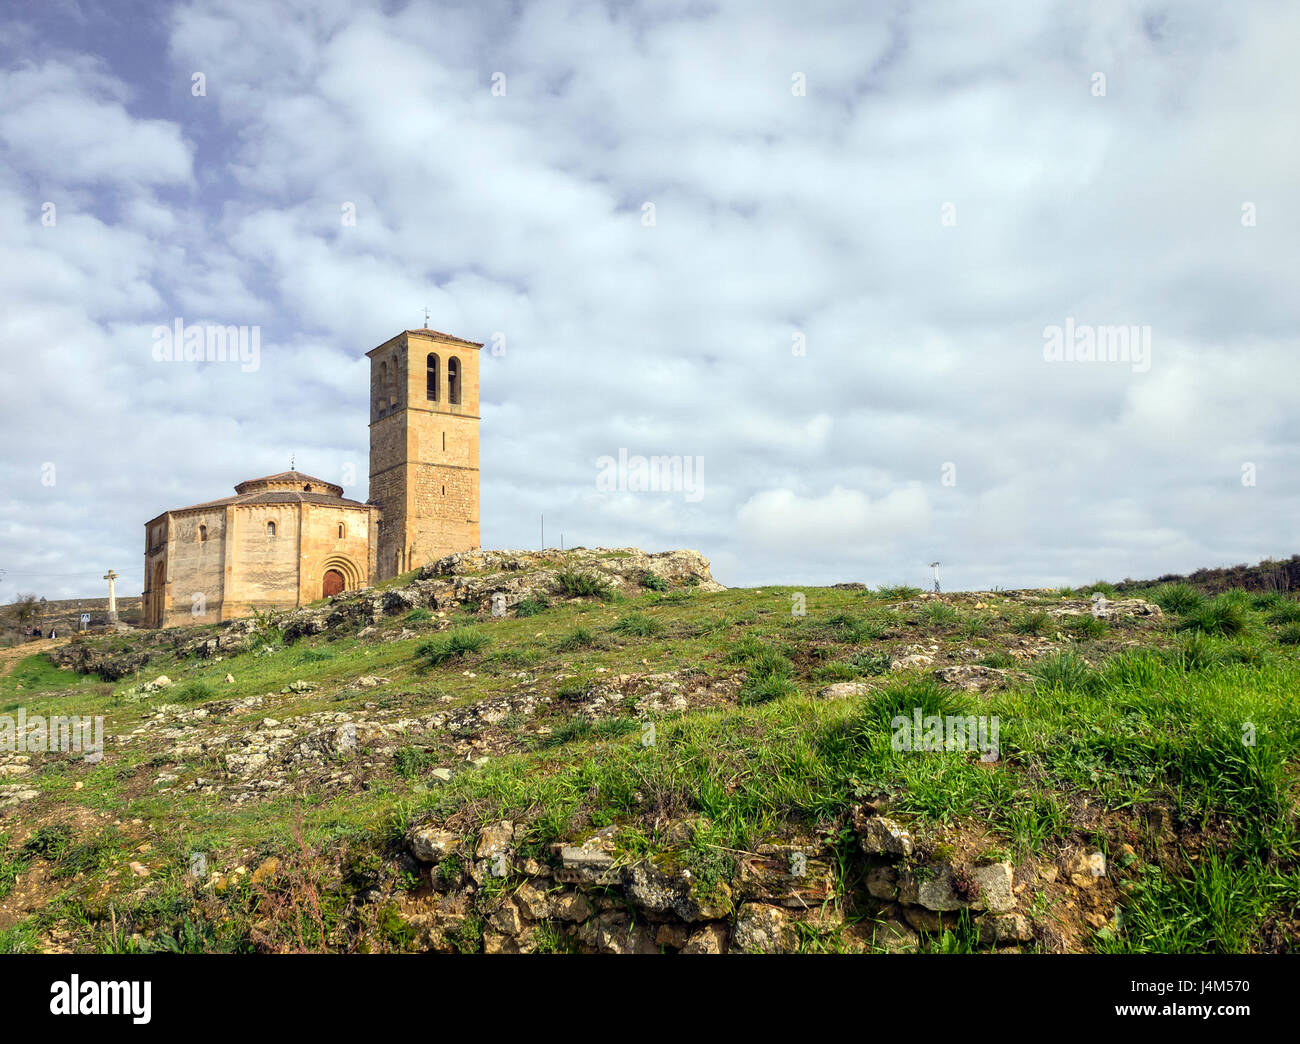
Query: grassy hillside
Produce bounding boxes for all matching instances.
[0,560,1296,955]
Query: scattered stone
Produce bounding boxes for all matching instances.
[681,923,728,954]
[933,664,1031,692]
[914,861,1015,913]
[984,913,1034,944]
[854,811,914,858]
[731,904,796,954]
[817,681,876,699]
[408,827,462,864]
[1068,851,1107,887]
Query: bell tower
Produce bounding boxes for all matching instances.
[367,327,482,580]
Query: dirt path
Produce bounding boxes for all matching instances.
[0,638,70,677]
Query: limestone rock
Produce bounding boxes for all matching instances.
[408,826,462,864]
[913,861,1015,913]
[817,681,876,699]
[731,904,797,954]
[475,820,515,861]
[932,664,1031,692]
[1068,851,1106,887]
[681,923,729,954]
[853,809,914,858]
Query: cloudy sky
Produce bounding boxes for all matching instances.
[1,0,1297,599]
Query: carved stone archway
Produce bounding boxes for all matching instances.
[314,554,364,599]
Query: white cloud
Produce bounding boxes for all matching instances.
[737,484,931,550]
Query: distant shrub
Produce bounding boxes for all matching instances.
[556,627,597,651]
[404,608,432,623]
[1067,614,1107,639]
[1151,583,1204,614]
[514,596,550,618]
[739,674,799,706]
[416,627,491,666]
[610,612,663,638]
[297,647,333,664]
[1032,651,1097,693]
[491,646,544,668]
[639,571,669,592]
[734,640,797,705]
[1265,600,1300,625]
[877,584,922,600]
[1164,633,1220,672]
[649,589,693,606]
[1277,624,1300,646]
[813,648,891,682]
[919,602,959,627]
[1177,598,1248,638]
[811,661,858,682]
[393,746,436,780]
[978,651,1018,670]
[1084,581,1117,597]
[822,611,882,643]
[1013,611,1052,636]
[174,681,217,703]
[555,569,613,600]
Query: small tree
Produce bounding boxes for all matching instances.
[10,593,39,623]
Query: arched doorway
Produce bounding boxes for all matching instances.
[322,569,345,598]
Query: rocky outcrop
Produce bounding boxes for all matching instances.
[1046,598,1161,620]
[45,548,724,675]
[423,548,725,607]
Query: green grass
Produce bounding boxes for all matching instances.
[514,596,550,617]
[554,569,614,600]
[555,626,599,651]
[876,584,922,599]
[1013,611,1051,636]
[5,571,1299,955]
[610,612,664,638]
[1150,583,1204,613]
[415,627,492,666]
[1176,597,1250,637]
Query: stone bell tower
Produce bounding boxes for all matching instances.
[367,327,482,580]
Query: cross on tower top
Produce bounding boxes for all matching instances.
[103,570,118,582]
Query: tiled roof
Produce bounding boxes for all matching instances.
[170,490,372,513]
[233,470,340,494]
[367,329,484,354]
[403,329,483,347]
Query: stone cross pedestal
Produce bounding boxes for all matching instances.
[104,569,119,624]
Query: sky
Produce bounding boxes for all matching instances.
[0,0,1297,599]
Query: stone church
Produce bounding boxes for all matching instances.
[142,327,481,628]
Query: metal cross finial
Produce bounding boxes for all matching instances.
[424,308,430,328]
[290,453,295,471]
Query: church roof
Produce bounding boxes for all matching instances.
[160,471,371,516]
[404,329,483,347]
[234,470,342,495]
[167,489,373,514]
[366,328,484,354]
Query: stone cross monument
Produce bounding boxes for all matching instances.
[104,569,119,624]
